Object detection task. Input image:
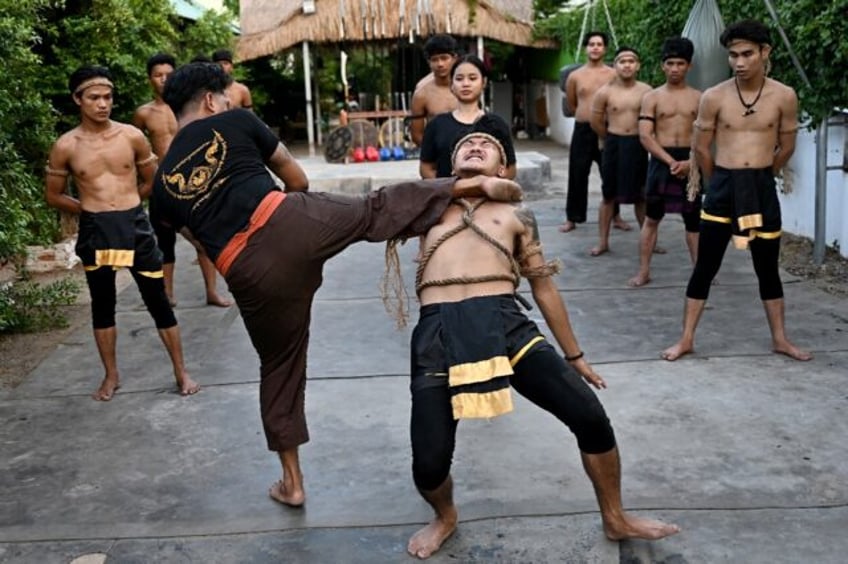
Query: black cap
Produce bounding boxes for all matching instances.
[212,49,233,63]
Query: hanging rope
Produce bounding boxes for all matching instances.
[600,0,619,49]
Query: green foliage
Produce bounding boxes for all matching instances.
[0,0,238,266]
[0,0,63,260]
[534,0,848,125]
[0,277,80,334]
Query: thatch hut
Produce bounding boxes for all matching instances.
[236,0,556,153]
[237,0,552,61]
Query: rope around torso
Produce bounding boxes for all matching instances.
[415,198,521,294]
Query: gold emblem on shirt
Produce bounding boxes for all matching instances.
[162,130,227,200]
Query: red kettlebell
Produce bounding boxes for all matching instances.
[365,145,379,162]
[352,147,365,163]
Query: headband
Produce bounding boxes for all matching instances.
[614,51,639,63]
[451,132,507,167]
[74,78,114,96]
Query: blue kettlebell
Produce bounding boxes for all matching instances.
[379,147,392,161]
[392,146,405,160]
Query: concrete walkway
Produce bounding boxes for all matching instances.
[1,140,847,563]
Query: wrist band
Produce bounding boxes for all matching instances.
[565,351,584,362]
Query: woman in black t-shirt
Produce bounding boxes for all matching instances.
[419,55,516,179]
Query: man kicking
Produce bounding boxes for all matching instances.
[45,65,198,400]
[662,20,811,361]
[629,37,702,287]
[151,62,523,510]
[406,127,680,558]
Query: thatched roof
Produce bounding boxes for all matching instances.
[237,0,554,62]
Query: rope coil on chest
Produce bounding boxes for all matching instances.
[415,198,521,294]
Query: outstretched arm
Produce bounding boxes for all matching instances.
[516,207,606,389]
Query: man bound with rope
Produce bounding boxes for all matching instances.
[403,124,681,559]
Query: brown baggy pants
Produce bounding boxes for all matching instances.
[225,179,456,451]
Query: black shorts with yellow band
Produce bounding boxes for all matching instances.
[75,205,164,275]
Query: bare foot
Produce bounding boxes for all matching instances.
[558,221,577,233]
[269,480,305,507]
[206,294,233,307]
[407,517,457,559]
[661,340,693,361]
[605,514,681,541]
[613,217,632,231]
[628,273,651,287]
[773,340,812,361]
[92,377,120,401]
[653,245,667,254]
[590,246,609,257]
[178,375,201,396]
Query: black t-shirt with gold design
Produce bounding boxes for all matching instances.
[151,108,279,261]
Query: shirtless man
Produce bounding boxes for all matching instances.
[409,35,459,146]
[133,53,230,307]
[405,127,680,559]
[559,32,629,233]
[45,65,199,400]
[590,47,652,256]
[212,49,253,110]
[662,20,811,362]
[629,38,702,287]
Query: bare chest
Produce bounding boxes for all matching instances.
[69,135,135,180]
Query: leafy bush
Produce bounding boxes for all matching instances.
[0,277,80,334]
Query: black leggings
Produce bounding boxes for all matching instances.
[410,341,616,492]
[686,220,783,301]
[85,267,177,330]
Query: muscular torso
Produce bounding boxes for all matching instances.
[419,199,523,305]
[650,86,701,147]
[60,123,144,212]
[134,101,177,158]
[707,79,792,169]
[570,65,615,122]
[602,81,652,136]
[417,81,459,118]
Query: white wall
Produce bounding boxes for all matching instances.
[546,83,573,146]
[779,121,847,258]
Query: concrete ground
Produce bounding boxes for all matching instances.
[1,140,847,563]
